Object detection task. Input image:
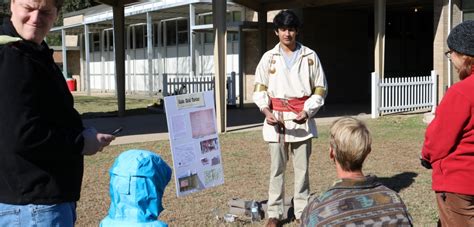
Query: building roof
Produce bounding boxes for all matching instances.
[52,0,242,33]
[231,0,433,11]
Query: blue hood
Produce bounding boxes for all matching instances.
[100,149,172,227]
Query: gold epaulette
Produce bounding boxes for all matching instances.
[254,84,268,92]
[313,86,326,96]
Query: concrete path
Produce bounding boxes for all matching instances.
[83,103,372,145]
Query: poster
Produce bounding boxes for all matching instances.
[164,91,224,197]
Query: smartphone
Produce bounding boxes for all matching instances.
[110,127,123,136]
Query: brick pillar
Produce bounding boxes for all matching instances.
[433,0,448,102]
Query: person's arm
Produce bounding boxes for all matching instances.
[253,53,278,125]
[422,89,470,163]
[0,46,108,157]
[298,53,327,122]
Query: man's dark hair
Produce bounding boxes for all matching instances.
[273,10,300,31]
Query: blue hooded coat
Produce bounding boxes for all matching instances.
[100,149,172,227]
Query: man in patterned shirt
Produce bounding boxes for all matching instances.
[300,117,413,227]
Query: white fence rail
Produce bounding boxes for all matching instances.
[163,72,237,105]
[371,70,438,118]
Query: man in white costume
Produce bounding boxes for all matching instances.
[252,10,327,227]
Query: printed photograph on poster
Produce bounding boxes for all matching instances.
[190,108,216,138]
[211,155,221,166]
[200,157,209,166]
[178,172,204,192]
[200,137,219,154]
[204,168,222,185]
[174,144,196,168]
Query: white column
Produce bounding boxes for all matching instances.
[61,29,67,79]
[371,72,380,118]
[189,4,196,77]
[126,26,131,92]
[157,21,163,91]
[100,30,105,91]
[84,24,91,96]
[431,70,438,113]
[147,12,154,95]
[79,34,84,91]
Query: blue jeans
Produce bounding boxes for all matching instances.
[0,202,76,227]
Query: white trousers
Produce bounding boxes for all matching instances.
[267,139,311,219]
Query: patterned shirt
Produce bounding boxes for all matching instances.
[300,175,413,227]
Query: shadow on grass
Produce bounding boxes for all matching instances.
[80,107,162,119]
[378,172,418,193]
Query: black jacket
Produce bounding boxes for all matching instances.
[0,19,85,204]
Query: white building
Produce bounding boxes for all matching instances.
[53,0,250,105]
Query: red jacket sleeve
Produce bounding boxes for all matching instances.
[422,88,471,163]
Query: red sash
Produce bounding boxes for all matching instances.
[270,96,309,114]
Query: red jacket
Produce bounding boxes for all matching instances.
[422,68,474,195]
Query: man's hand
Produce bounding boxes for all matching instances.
[262,108,278,126]
[81,127,115,156]
[293,111,308,124]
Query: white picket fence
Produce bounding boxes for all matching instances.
[371,70,438,118]
[162,72,237,105]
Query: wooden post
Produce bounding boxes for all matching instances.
[212,0,227,133]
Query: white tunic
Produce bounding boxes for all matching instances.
[253,43,328,142]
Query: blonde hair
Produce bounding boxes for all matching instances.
[330,117,372,171]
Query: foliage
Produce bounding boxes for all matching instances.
[0,1,9,18]
[61,0,98,14]
[46,0,100,46]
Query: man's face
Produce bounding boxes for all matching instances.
[275,27,297,47]
[10,0,58,44]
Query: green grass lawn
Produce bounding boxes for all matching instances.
[73,95,157,118]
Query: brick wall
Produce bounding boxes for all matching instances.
[433,0,463,102]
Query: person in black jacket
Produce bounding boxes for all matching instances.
[0,0,115,226]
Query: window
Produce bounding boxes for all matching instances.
[153,23,160,47]
[103,29,114,51]
[177,19,188,44]
[89,33,100,52]
[203,15,214,43]
[464,0,474,20]
[201,11,241,43]
[165,21,176,46]
[134,25,145,49]
[161,19,189,46]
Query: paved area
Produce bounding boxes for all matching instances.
[83,103,372,145]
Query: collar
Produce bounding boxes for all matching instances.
[327,174,381,191]
[1,18,21,38]
[1,17,49,51]
[268,42,314,57]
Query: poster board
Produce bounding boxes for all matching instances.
[164,91,224,197]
